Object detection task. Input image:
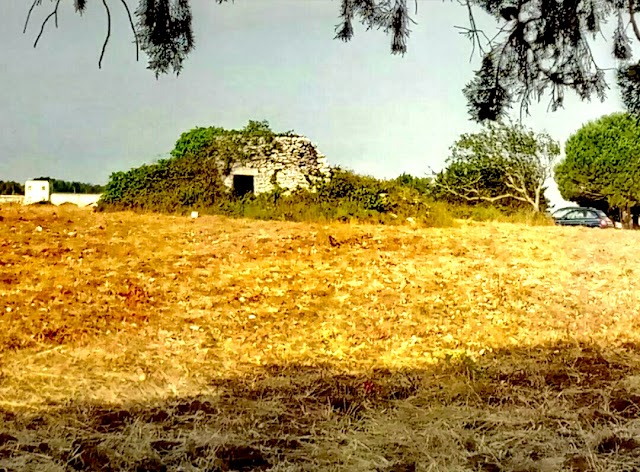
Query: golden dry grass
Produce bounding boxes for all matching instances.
[2,205,640,471]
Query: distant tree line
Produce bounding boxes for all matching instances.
[32,177,105,194]
[0,178,104,195]
[0,181,24,195]
[14,114,639,229]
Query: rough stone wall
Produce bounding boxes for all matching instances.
[222,136,331,194]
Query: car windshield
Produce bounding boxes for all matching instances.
[594,210,607,218]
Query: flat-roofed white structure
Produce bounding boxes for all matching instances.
[50,193,102,207]
[23,180,50,205]
[0,180,103,207]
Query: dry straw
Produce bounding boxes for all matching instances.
[1,205,640,471]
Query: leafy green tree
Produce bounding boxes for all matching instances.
[435,122,559,213]
[0,181,25,195]
[23,0,640,121]
[170,120,291,176]
[170,126,229,159]
[556,112,640,227]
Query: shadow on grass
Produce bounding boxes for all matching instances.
[2,342,640,471]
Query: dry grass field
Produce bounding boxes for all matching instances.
[2,205,640,471]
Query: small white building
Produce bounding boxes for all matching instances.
[2,180,102,207]
[23,180,50,205]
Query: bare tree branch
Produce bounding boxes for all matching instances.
[33,0,61,49]
[99,0,111,69]
[437,175,523,204]
[503,173,535,206]
[23,0,41,34]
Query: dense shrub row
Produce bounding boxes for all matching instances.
[97,157,546,226]
[97,120,550,226]
[97,159,445,225]
[211,169,439,225]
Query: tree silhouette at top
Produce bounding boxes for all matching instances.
[23,0,640,121]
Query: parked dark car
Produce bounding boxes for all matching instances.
[553,207,614,228]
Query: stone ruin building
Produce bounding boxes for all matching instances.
[222,136,331,197]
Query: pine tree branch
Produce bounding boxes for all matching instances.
[459,0,486,60]
[119,0,139,61]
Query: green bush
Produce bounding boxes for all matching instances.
[98,154,226,213]
[170,120,287,175]
[423,200,457,227]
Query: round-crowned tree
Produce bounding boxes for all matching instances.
[556,112,640,227]
[435,121,559,213]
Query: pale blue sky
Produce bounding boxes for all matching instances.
[0,0,624,207]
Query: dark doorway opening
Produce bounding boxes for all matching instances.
[233,175,254,197]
